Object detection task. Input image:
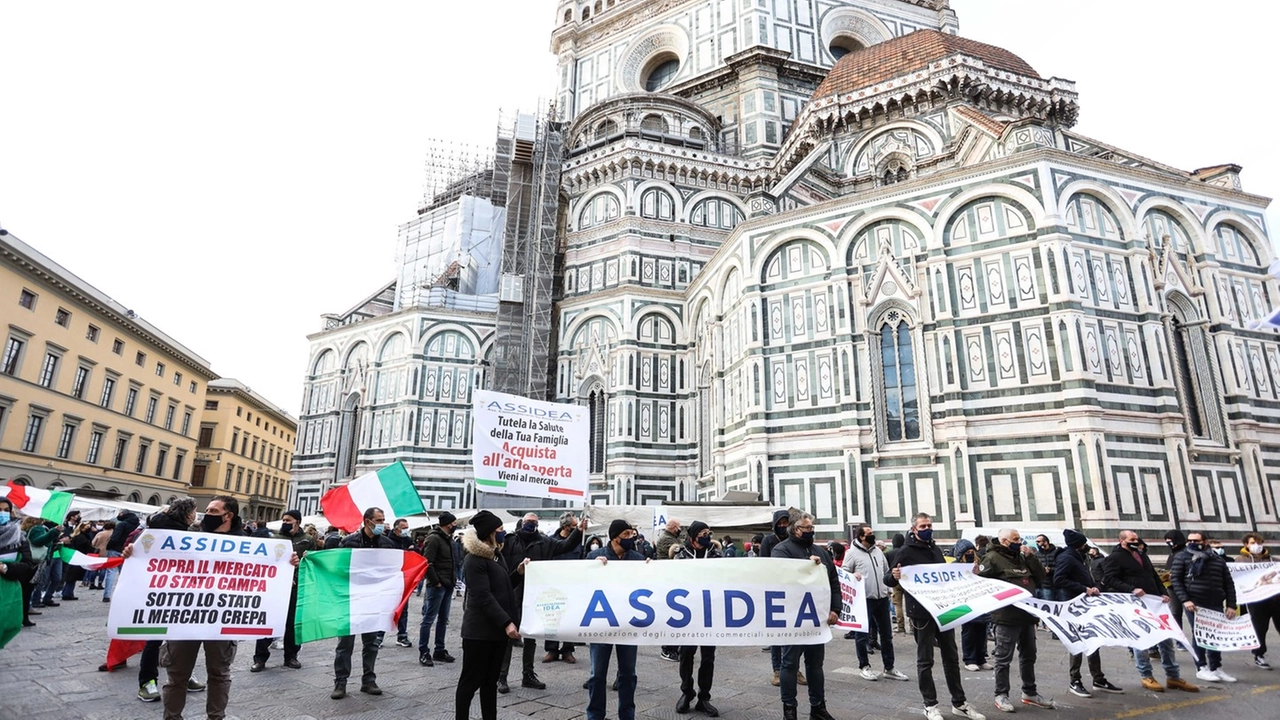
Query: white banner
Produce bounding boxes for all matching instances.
[1017,593,1195,655]
[1228,561,1280,605]
[472,389,589,501]
[521,557,834,646]
[835,568,869,631]
[107,530,295,640]
[899,563,1032,632]
[1192,608,1260,652]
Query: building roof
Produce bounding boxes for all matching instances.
[206,378,298,427]
[813,29,1041,101]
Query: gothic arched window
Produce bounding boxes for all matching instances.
[587,386,606,473]
[876,311,921,442]
[578,193,620,229]
[1166,294,1225,443]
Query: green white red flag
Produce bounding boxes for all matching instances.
[319,462,424,531]
[54,546,124,571]
[2,481,75,523]
[294,548,427,644]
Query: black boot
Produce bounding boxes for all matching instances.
[696,699,720,717]
[522,671,546,689]
[810,703,836,720]
[783,704,798,720]
[497,675,510,694]
[677,694,694,713]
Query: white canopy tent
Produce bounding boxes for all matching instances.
[581,503,783,540]
[69,496,164,522]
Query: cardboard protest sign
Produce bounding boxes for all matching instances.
[472,389,589,501]
[521,557,833,646]
[107,530,294,640]
[898,562,1031,632]
[836,568,869,631]
[1017,593,1195,655]
[1192,608,1260,652]
[1228,561,1280,605]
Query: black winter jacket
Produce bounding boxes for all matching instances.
[501,527,582,594]
[107,512,140,552]
[883,533,946,621]
[423,526,456,588]
[1053,546,1097,597]
[1169,548,1236,610]
[759,510,789,561]
[459,530,517,642]
[1100,543,1164,596]
[341,529,396,549]
[771,537,842,615]
[1035,543,1062,589]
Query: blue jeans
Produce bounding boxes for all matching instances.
[103,551,123,600]
[961,614,990,666]
[855,597,896,671]
[418,585,453,654]
[1132,638,1180,680]
[780,644,825,707]
[40,558,63,603]
[587,643,637,720]
[1186,610,1222,671]
[770,645,782,672]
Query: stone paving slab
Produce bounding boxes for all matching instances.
[2,588,1279,720]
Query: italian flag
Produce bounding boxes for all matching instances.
[320,461,424,532]
[54,546,124,571]
[2,481,74,523]
[294,548,428,644]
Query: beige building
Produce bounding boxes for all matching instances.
[0,229,296,518]
[196,379,296,523]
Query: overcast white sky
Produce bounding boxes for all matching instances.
[2,1,1276,416]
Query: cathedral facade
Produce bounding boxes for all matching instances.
[291,0,1279,539]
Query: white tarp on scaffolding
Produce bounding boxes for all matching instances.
[394,194,505,309]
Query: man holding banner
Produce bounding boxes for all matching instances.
[1100,529,1198,694]
[771,512,843,720]
[1169,530,1238,683]
[887,513,987,720]
[1237,532,1279,670]
[844,523,907,682]
[673,520,722,716]
[1052,529,1124,698]
[974,529,1054,712]
[585,520,647,720]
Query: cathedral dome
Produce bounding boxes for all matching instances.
[812,29,1042,101]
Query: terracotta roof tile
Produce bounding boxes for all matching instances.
[951,105,1008,137]
[813,29,1041,100]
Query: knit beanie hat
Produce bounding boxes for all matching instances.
[472,510,503,540]
[1063,528,1088,549]
[688,520,709,540]
[438,511,457,527]
[608,519,631,541]
[283,509,303,523]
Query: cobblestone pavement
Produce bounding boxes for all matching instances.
[3,587,1279,720]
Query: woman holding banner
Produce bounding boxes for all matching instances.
[1238,533,1278,670]
[456,510,521,720]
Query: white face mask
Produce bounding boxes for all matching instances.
[1249,543,1265,554]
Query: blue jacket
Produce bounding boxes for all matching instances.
[587,544,645,562]
[1053,545,1096,597]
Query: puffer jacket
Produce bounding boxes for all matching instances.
[845,539,891,599]
[673,540,722,560]
[459,529,516,642]
[976,544,1045,625]
[771,536,842,614]
[1169,546,1236,610]
[423,526,457,588]
[1054,545,1097,597]
[884,533,947,621]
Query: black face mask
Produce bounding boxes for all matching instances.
[281,522,294,535]
[796,531,815,547]
[619,537,636,551]
[520,521,539,534]
[775,525,789,539]
[201,513,225,533]
[863,534,876,546]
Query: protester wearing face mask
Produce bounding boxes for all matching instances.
[250,509,312,674]
[421,512,459,667]
[761,509,794,685]
[669,520,723,716]
[585,521,648,720]
[331,506,396,699]
[1099,530,1198,694]
[846,524,908,682]
[0,497,38,636]
[1054,529,1123,699]
[1170,531,1238,683]
[976,529,1055,712]
[544,512,585,664]
[1238,533,1278,670]
[1208,540,1232,562]
[887,513,987,720]
[498,512,583,693]
[772,512,842,720]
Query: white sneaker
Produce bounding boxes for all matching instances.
[1215,669,1237,683]
[884,669,910,681]
[965,663,981,671]
[925,706,946,720]
[953,702,987,720]
[1195,668,1221,682]
[993,695,1015,713]
[860,666,879,681]
[981,663,994,670]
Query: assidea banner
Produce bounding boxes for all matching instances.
[521,558,834,646]
[835,568,869,631]
[1017,593,1195,655]
[472,389,588,501]
[1192,608,1260,652]
[898,562,1031,632]
[107,530,295,640]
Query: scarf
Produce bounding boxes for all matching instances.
[0,522,22,553]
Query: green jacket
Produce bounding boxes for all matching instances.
[976,543,1045,625]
